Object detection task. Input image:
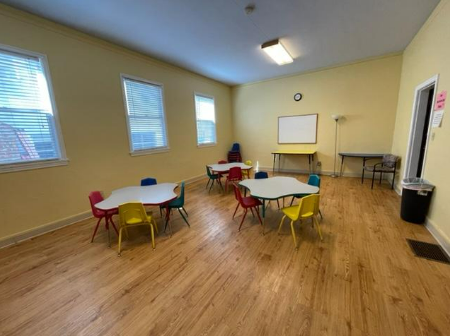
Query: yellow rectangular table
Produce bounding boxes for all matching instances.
[271,150,317,174]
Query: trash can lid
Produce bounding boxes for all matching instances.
[401,178,434,191]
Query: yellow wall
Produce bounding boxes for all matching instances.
[0,5,233,241]
[391,0,450,246]
[232,55,403,175]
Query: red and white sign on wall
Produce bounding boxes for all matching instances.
[434,90,447,110]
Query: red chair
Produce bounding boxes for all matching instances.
[232,184,263,231]
[226,167,242,192]
[218,160,228,164]
[88,191,119,243]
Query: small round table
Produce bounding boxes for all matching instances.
[239,176,319,234]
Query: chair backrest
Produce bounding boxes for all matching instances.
[141,177,157,186]
[218,160,228,164]
[178,182,185,205]
[88,191,104,218]
[296,194,320,219]
[119,202,147,226]
[307,174,321,188]
[382,154,398,168]
[245,160,252,166]
[206,166,214,177]
[255,171,268,179]
[233,183,244,203]
[231,143,240,152]
[228,167,242,180]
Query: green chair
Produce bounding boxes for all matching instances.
[206,166,223,192]
[161,182,190,230]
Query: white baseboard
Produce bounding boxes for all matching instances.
[259,166,367,178]
[0,174,208,250]
[425,218,450,257]
[0,210,93,249]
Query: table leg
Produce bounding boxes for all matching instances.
[272,154,276,175]
[340,156,345,176]
[309,154,313,174]
[278,154,282,174]
[262,199,266,235]
[105,217,111,248]
[164,202,173,237]
[361,157,367,183]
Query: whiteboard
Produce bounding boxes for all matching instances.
[278,114,318,144]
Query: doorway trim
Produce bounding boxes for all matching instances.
[403,74,439,179]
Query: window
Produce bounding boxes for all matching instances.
[0,45,66,172]
[121,75,168,154]
[195,93,216,146]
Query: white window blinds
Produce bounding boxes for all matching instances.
[0,48,64,166]
[122,76,168,153]
[195,94,216,145]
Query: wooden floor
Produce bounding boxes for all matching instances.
[1,174,450,336]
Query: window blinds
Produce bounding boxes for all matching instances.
[195,94,216,145]
[0,49,61,165]
[122,77,168,152]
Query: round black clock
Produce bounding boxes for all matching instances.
[294,93,302,101]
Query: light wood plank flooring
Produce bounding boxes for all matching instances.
[1,175,450,336]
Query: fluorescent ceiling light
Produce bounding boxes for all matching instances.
[261,39,293,65]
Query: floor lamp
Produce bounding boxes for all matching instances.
[331,114,342,177]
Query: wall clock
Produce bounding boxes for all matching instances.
[294,93,303,101]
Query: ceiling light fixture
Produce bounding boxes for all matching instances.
[261,39,293,65]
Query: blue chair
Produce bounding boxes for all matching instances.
[254,171,279,209]
[141,177,157,186]
[290,174,323,218]
[161,182,189,230]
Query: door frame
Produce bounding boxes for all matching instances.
[403,75,439,179]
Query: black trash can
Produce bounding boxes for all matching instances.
[400,178,434,224]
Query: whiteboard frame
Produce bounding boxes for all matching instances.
[278,114,318,144]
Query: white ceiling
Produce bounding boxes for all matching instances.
[1,0,440,85]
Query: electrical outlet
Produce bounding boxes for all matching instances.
[317,161,322,167]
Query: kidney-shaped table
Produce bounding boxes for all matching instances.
[95,183,178,243]
[239,176,319,234]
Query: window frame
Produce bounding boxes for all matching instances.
[0,43,68,174]
[120,74,170,156]
[194,92,217,148]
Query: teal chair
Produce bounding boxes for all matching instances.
[161,182,189,230]
[206,166,223,192]
[290,174,323,218]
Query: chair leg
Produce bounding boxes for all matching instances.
[233,203,240,219]
[371,170,375,189]
[314,216,323,241]
[150,224,155,249]
[91,217,102,243]
[319,209,323,220]
[277,199,280,209]
[218,178,224,191]
[205,179,210,189]
[117,227,123,256]
[109,217,119,235]
[278,215,287,234]
[124,226,130,239]
[238,209,248,231]
[182,207,188,217]
[391,172,395,189]
[250,207,255,217]
[209,180,214,192]
[379,171,383,184]
[178,208,190,227]
[152,217,159,234]
[290,221,298,249]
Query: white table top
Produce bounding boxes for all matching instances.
[239,176,319,200]
[208,162,252,173]
[95,183,178,211]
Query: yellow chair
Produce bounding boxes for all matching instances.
[118,202,158,256]
[278,194,322,249]
[242,160,252,179]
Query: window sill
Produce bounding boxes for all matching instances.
[197,143,217,148]
[0,158,69,174]
[130,147,170,157]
